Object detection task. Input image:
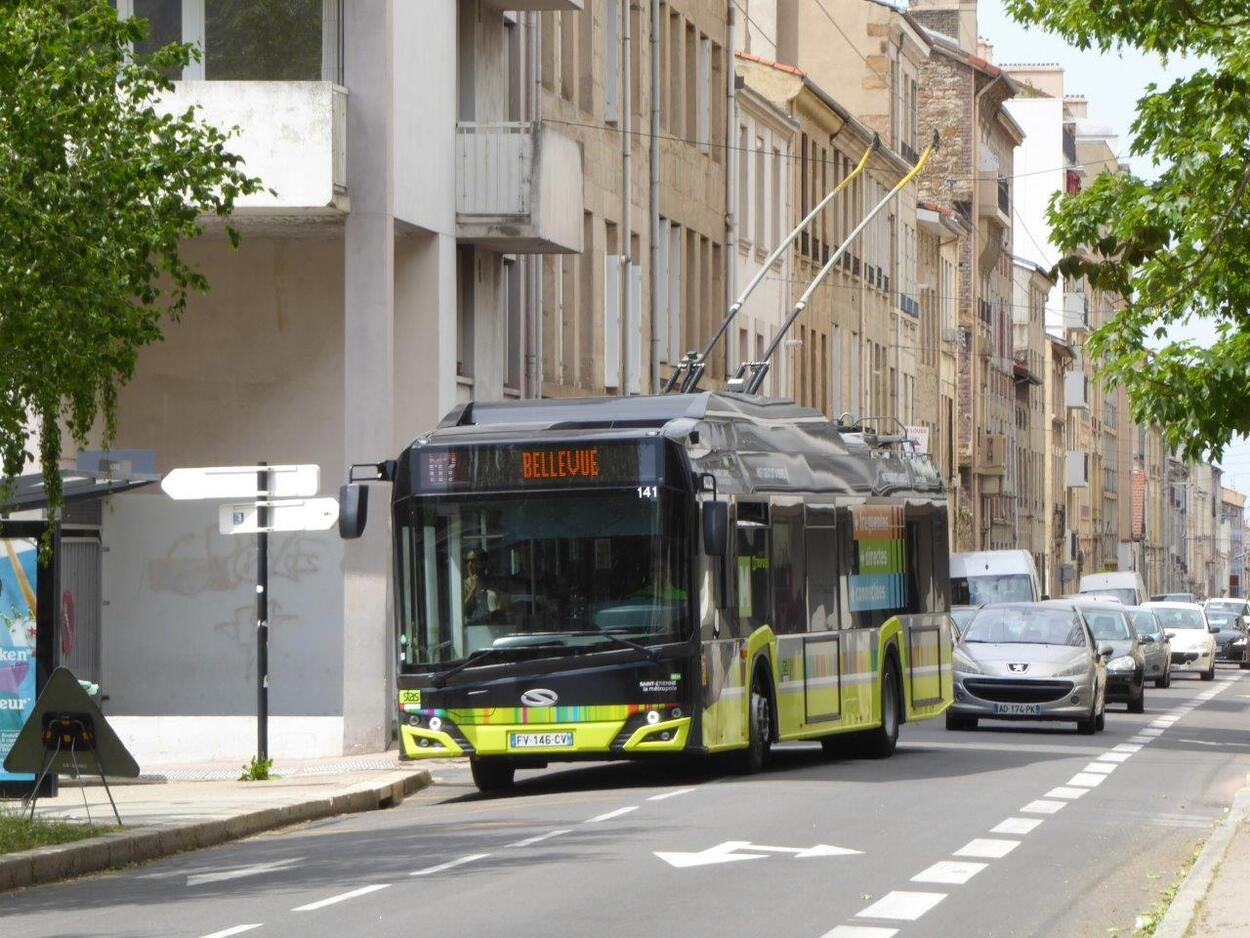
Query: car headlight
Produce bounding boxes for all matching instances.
[1234,637,1247,646]
[952,649,982,675]
[1108,655,1135,671]
[1054,658,1091,677]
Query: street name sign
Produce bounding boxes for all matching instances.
[161,464,319,501]
[219,497,339,535]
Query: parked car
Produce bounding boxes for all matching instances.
[1079,571,1147,606]
[1144,601,1217,681]
[1125,606,1172,687]
[1205,609,1249,668]
[1152,592,1196,604]
[951,550,1042,605]
[947,602,1108,734]
[1074,601,1146,712]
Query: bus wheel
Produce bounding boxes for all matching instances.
[470,757,516,793]
[861,660,901,759]
[736,672,773,774]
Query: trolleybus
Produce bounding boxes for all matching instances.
[340,393,953,791]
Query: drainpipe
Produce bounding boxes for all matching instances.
[528,12,543,398]
[649,0,661,393]
[724,0,736,381]
[620,0,632,395]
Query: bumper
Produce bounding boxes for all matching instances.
[1171,650,1214,672]
[1106,668,1142,701]
[1216,644,1248,662]
[951,674,1097,720]
[399,715,693,761]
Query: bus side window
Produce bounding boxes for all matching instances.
[736,525,770,633]
[770,506,805,635]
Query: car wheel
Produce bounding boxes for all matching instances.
[1155,668,1171,688]
[1202,662,1216,681]
[469,757,516,793]
[1128,687,1145,714]
[859,660,902,758]
[735,671,773,774]
[945,712,977,731]
[1095,708,1106,732]
[1077,704,1097,735]
[1240,661,1250,671]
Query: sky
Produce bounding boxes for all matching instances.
[973,2,1250,496]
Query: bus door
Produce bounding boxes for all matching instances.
[801,508,841,729]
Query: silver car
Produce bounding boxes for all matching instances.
[947,602,1109,734]
[1126,606,1173,687]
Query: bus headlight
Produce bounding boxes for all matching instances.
[428,716,443,732]
[646,710,661,725]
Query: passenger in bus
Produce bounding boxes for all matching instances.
[463,549,505,622]
[632,553,686,602]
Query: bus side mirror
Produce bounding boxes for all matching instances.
[339,483,369,539]
[702,501,728,557]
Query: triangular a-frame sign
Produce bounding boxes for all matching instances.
[3,667,139,778]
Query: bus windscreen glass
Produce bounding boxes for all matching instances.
[415,441,661,493]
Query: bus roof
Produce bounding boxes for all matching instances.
[408,392,945,502]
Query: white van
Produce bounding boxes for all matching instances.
[950,550,1042,605]
[1078,571,1147,606]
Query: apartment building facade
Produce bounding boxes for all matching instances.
[1012,258,1049,583]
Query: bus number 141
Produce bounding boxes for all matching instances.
[637,485,658,499]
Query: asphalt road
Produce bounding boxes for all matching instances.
[4,667,1249,938]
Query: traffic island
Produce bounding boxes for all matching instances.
[0,767,431,893]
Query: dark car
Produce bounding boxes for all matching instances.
[1126,606,1172,688]
[1076,601,1146,712]
[1207,610,1249,667]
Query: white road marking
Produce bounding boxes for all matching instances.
[188,858,303,887]
[506,830,570,848]
[1128,736,1154,744]
[992,817,1043,835]
[1021,799,1066,814]
[586,806,638,823]
[1098,752,1133,763]
[410,854,491,876]
[1067,773,1107,788]
[1140,728,1165,736]
[820,927,899,938]
[647,788,697,801]
[1114,743,1143,753]
[954,838,1020,859]
[856,891,947,921]
[1178,738,1250,747]
[199,927,263,938]
[1045,786,1088,800]
[1082,762,1117,774]
[292,884,390,912]
[911,860,987,884]
[654,841,862,867]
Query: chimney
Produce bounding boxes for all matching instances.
[908,0,978,53]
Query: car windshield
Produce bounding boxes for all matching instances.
[394,490,690,666]
[1128,611,1159,637]
[1208,600,1248,616]
[961,607,1087,647]
[951,607,979,629]
[1151,607,1206,629]
[1081,587,1137,605]
[1082,609,1133,641]
[952,574,1034,605]
[1207,612,1239,629]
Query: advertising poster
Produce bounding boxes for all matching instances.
[848,505,907,613]
[0,537,37,783]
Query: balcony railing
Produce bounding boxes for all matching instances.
[457,123,533,218]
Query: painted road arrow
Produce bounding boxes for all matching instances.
[654,841,862,868]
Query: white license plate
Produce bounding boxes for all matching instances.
[509,732,574,749]
[993,703,1043,716]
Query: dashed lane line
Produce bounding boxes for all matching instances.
[953,838,1020,860]
[648,788,697,801]
[1082,762,1117,774]
[821,926,899,938]
[1066,772,1108,787]
[991,817,1042,836]
[1098,751,1133,763]
[199,927,263,938]
[410,854,491,876]
[586,806,639,823]
[1021,799,1067,814]
[1044,786,1088,799]
[506,830,570,848]
[292,884,390,912]
[856,891,947,921]
[911,861,987,885]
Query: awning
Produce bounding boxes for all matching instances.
[1,468,160,511]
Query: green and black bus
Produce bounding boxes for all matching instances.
[340,392,954,792]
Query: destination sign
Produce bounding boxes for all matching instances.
[414,441,662,492]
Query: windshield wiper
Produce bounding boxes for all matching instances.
[565,629,662,662]
[429,644,563,687]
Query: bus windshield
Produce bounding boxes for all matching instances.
[395,490,689,667]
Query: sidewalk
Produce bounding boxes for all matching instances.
[1154,782,1250,938]
[0,751,434,893]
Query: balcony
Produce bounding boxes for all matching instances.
[1066,451,1090,488]
[456,122,584,254]
[160,82,347,217]
[980,433,1009,476]
[1063,291,1090,331]
[977,175,1011,228]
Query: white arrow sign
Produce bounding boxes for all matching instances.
[654,840,862,868]
[162,464,320,501]
[187,857,303,887]
[219,497,339,535]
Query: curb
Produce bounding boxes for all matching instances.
[1154,784,1250,938]
[0,768,431,894]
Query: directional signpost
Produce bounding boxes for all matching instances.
[161,463,335,764]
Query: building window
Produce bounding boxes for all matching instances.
[754,137,766,250]
[738,124,750,249]
[504,257,522,394]
[772,146,782,252]
[457,245,475,380]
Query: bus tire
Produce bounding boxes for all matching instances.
[860,657,901,759]
[470,757,516,793]
[735,668,774,774]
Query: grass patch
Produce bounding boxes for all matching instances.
[0,810,107,856]
[239,757,275,781]
[1134,844,1204,937]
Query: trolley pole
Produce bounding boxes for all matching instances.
[256,461,270,763]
